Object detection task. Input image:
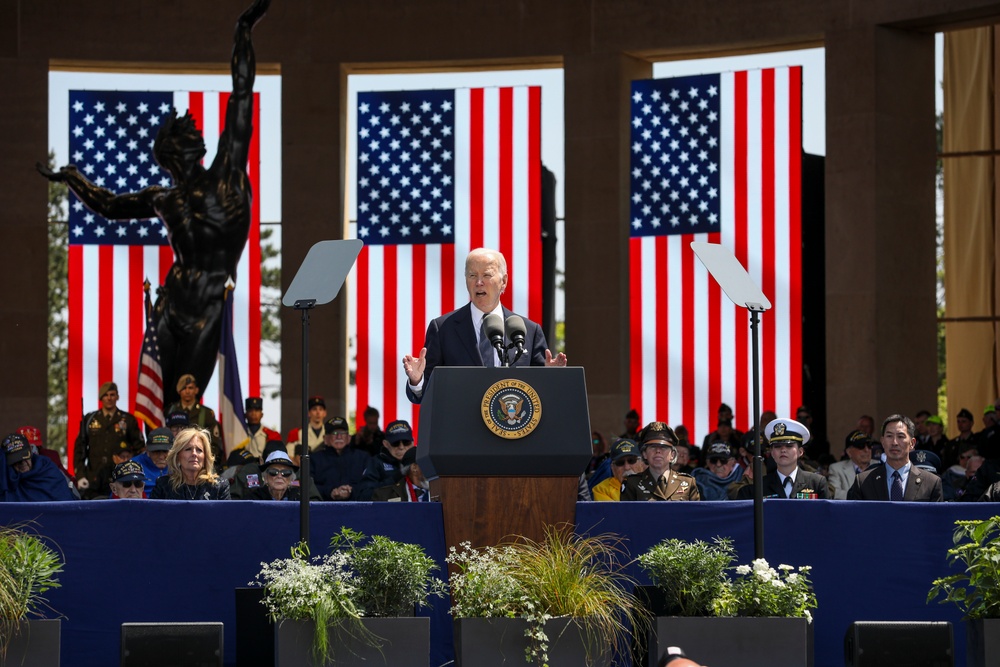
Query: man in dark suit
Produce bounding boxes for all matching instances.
[848,414,943,501]
[402,248,567,404]
[736,417,829,499]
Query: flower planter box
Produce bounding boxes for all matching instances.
[274,617,429,667]
[1,619,60,667]
[647,616,813,667]
[967,618,1000,667]
[454,617,611,667]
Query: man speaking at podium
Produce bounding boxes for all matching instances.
[402,248,567,404]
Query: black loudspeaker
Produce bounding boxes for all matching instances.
[844,621,953,667]
[235,586,274,667]
[121,622,223,667]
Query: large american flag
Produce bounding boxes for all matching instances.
[350,86,542,431]
[66,89,262,469]
[628,68,803,441]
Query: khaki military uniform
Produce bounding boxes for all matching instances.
[74,408,144,496]
[620,468,700,501]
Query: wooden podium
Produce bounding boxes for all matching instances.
[416,366,591,551]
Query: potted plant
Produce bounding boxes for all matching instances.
[447,524,645,667]
[0,523,64,667]
[927,516,1000,667]
[252,528,445,667]
[637,537,816,667]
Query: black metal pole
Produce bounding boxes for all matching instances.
[295,300,315,550]
[750,308,764,560]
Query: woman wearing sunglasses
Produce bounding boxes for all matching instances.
[248,450,301,501]
[150,427,230,500]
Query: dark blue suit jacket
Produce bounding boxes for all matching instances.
[405,303,549,404]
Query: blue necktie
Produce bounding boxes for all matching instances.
[890,470,903,501]
[478,314,495,367]
[783,475,793,498]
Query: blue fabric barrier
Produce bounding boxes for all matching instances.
[3,499,997,667]
[575,499,1000,667]
[1,501,453,667]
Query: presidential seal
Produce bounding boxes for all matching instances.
[481,379,542,439]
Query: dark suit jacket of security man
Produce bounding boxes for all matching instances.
[736,467,830,500]
[847,464,944,501]
[405,303,549,404]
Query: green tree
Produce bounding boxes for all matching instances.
[46,152,69,453]
[259,224,282,399]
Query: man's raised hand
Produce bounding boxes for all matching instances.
[402,347,427,385]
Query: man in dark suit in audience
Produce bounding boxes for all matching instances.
[848,414,943,502]
[736,417,829,499]
[402,248,567,404]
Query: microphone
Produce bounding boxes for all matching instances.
[483,313,507,366]
[505,315,526,365]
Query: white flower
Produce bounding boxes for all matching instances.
[752,558,769,573]
[771,579,786,588]
[778,563,794,571]
[736,565,751,576]
[787,573,800,583]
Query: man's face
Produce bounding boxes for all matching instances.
[707,455,736,479]
[796,410,812,426]
[246,408,263,425]
[914,414,928,435]
[113,479,144,499]
[674,446,690,467]
[12,457,32,474]
[465,253,507,312]
[385,439,413,461]
[179,383,199,404]
[612,454,644,481]
[770,441,802,471]
[717,423,731,438]
[624,416,639,433]
[149,450,169,470]
[927,422,943,438]
[846,442,872,467]
[957,416,973,433]
[101,389,119,411]
[325,430,350,452]
[985,412,997,428]
[113,450,132,464]
[363,412,380,429]
[881,420,915,467]
[308,405,327,426]
[857,417,874,437]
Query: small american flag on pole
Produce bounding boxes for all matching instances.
[351,86,542,431]
[628,68,803,441]
[133,280,164,430]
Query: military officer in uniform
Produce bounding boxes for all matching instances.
[164,373,223,470]
[621,422,700,501]
[73,381,144,499]
[229,396,281,461]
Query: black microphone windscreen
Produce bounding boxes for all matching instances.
[484,313,505,345]
[505,315,526,343]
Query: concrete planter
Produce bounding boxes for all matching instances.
[966,618,1000,667]
[274,617,429,667]
[1,619,60,667]
[453,617,611,667]
[647,616,813,667]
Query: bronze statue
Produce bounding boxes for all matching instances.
[39,0,271,407]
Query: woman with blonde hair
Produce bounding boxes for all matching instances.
[150,427,231,500]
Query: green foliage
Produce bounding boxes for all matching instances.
[447,525,644,666]
[714,560,817,620]
[329,527,446,618]
[0,523,64,654]
[46,152,69,453]
[637,537,734,617]
[928,516,1000,619]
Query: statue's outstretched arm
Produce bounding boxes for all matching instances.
[37,162,161,220]
[220,0,270,170]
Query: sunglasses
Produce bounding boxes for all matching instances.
[266,469,293,478]
[117,480,144,489]
[708,457,728,465]
[851,443,873,449]
[613,457,639,467]
[389,441,412,448]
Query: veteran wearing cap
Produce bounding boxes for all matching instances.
[311,417,371,501]
[592,439,647,501]
[621,423,700,501]
[372,447,431,502]
[285,395,328,457]
[230,397,281,461]
[248,451,301,501]
[737,418,829,500]
[848,414,943,501]
[132,427,174,496]
[164,374,223,468]
[827,430,877,500]
[73,381,144,499]
[2,433,76,502]
[354,420,416,501]
[110,460,147,499]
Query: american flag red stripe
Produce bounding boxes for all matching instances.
[351,86,542,431]
[64,89,264,471]
[628,68,802,442]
